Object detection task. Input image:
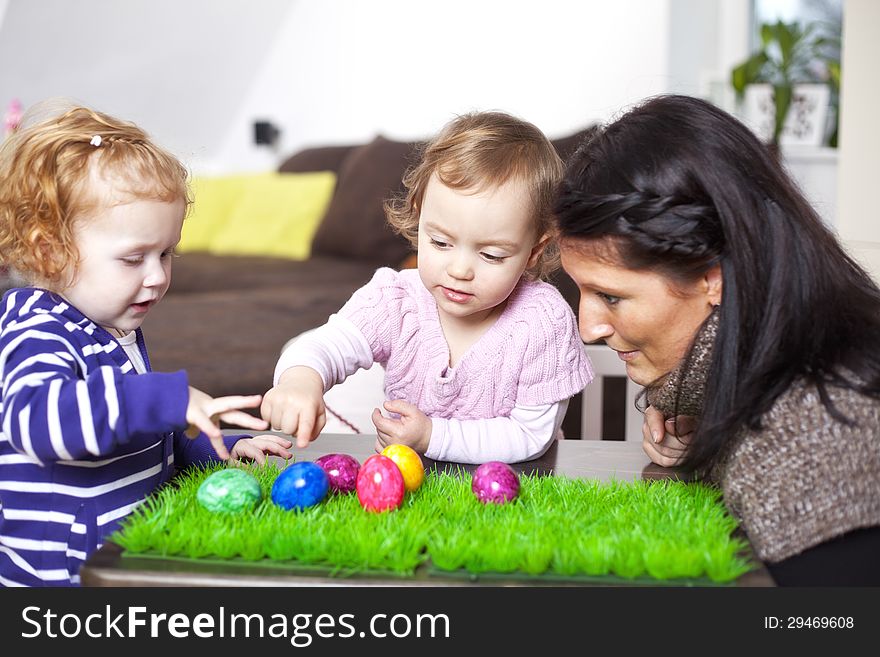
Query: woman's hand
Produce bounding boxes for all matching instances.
[185,388,268,460]
[229,434,294,465]
[642,405,696,468]
[260,366,326,448]
[371,399,432,454]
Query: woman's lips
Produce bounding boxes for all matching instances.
[615,349,639,362]
[440,286,473,303]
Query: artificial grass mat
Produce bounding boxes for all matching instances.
[113,461,754,584]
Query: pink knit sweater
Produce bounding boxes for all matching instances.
[338,268,593,420]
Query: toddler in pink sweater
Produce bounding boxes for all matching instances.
[261,112,593,463]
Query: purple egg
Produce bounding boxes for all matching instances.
[472,461,520,504]
[314,453,361,494]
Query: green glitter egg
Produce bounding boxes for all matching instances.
[196,469,262,514]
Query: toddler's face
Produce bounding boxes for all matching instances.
[56,192,184,336]
[417,175,542,327]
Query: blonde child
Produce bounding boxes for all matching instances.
[0,103,291,586]
[262,111,593,463]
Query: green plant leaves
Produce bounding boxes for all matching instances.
[732,19,839,145]
[731,52,769,96]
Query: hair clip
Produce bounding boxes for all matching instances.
[90,135,102,147]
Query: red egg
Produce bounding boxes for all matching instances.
[472,461,520,504]
[314,453,361,494]
[356,454,405,512]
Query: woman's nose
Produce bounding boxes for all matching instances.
[579,303,613,343]
[580,321,614,344]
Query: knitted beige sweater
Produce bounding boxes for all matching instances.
[647,312,880,563]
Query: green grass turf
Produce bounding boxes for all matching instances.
[113,461,754,583]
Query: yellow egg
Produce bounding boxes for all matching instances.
[380,444,425,492]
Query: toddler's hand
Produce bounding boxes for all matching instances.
[230,434,293,465]
[260,366,326,449]
[185,387,269,460]
[372,399,431,454]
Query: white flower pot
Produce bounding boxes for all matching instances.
[740,83,831,146]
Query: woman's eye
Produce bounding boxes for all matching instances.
[598,292,621,305]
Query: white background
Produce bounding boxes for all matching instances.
[0,0,749,174]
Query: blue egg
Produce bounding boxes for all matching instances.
[270,461,329,510]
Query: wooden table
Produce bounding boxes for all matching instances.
[80,433,774,587]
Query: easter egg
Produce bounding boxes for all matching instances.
[356,454,405,512]
[380,444,424,492]
[314,453,361,494]
[271,461,329,510]
[197,468,262,514]
[472,461,520,504]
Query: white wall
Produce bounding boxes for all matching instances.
[836,0,880,281]
[0,0,760,176]
[216,0,675,174]
[0,0,290,167]
[669,0,751,103]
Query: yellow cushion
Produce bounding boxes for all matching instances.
[178,175,254,252]
[180,172,336,260]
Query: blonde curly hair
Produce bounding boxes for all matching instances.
[385,111,563,280]
[0,101,191,283]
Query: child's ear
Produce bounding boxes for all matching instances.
[527,232,551,268]
[29,230,71,286]
[28,231,52,272]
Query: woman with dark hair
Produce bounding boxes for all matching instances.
[554,94,880,586]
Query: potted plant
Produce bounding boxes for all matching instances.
[731,19,840,147]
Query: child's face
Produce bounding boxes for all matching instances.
[417,174,543,326]
[56,190,184,336]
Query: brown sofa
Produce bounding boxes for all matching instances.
[140,127,595,437]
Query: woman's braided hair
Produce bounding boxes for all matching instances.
[555,185,724,280]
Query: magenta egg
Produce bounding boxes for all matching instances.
[314,453,361,494]
[472,461,520,504]
[356,454,405,512]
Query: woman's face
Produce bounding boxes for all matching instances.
[560,238,722,386]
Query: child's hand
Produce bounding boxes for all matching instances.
[372,399,431,454]
[260,366,326,449]
[229,434,294,465]
[185,387,269,460]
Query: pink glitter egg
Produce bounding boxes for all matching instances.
[356,454,405,512]
[314,453,361,494]
[472,461,520,504]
